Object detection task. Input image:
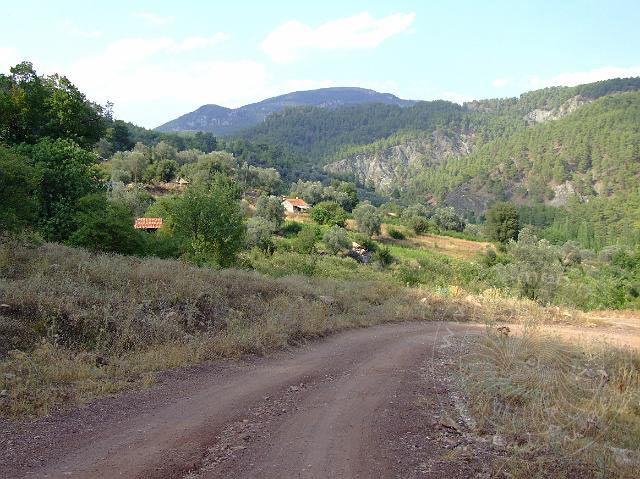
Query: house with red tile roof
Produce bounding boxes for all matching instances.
[134,217,163,231]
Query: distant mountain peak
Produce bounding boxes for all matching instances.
[155,87,415,135]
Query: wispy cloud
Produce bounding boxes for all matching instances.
[65,36,267,125]
[261,12,416,63]
[61,20,102,38]
[133,12,174,26]
[529,66,640,89]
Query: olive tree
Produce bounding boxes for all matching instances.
[353,202,381,237]
[255,195,285,229]
[323,225,352,254]
[245,217,275,254]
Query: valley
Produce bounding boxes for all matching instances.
[2,54,640,478]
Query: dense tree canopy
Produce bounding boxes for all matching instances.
[0,146,39,233]
[0,62,108,147]
[485,202,520,244]
[171,176,245,267]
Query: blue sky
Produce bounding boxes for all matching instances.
[2,0,639,128]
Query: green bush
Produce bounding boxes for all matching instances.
[485,202,520,244]
[480,247,498,267]
[492,228,563,304]
[323,225,352,254]
[407,215,431,234]
[146,234,182,259]
[292,226,318,254]
[353,202,381,237]
[388,227,405,240]
[373,245,394,267]
[255,195,285,230]
[171,176,245,267]
[67,194,147,256]
[310,201,347,227]
[281,221,303,237]
[432,207,465,232]
[245,217,275,254]
[0,146,39,234]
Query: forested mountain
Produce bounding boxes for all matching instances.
[236,78,640,169]
[231,77,640,246]
[155,87,415,135]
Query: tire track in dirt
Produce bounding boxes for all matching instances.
[2,322,481,479]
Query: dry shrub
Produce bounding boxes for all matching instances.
[462,326,640,477]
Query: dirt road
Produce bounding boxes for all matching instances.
[1,322,485,479]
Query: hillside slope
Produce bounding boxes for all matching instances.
[155,87,415,135]
[319,79,640,209]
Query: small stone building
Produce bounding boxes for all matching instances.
[282,197,311,214]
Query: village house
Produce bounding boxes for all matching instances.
[282,197,311,214]
[134,217,163,232]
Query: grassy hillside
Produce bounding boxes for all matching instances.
[0,238,589,418]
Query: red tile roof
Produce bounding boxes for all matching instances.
[284,198,310,207]
[134,218,163,229]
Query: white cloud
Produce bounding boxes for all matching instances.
[261,12,416,63]
[529,66,640,89]
[65,36,268,126]
[70,34,228,72]
[61,20,102,38]
[133,12,174,26]
[492,77,511,88]
[0,47,20,73]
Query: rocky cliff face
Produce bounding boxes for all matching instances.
[524,95,592,123]
[325,132,474,193]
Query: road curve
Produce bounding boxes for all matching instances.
[3,321,480,479]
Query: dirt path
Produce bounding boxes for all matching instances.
[0,322,483,479]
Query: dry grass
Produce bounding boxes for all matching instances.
[284,212,313,223]
[390,230,493,260]
[346,220,493,260]
[0,240,437,418]
[0,241,601,419]
[462,326,640,477]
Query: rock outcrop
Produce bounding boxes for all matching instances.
[524,95,592,124]
[325,132,474,193]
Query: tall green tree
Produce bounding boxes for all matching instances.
[485,202,520,244]
[353,202,381,237]
[171,175,245,267]
[0,146,39,233]
[0,62,108,147]
[255,195,285,229]
[17,138,103,241]
[310,201,347,227]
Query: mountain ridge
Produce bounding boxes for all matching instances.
[155,87,416,135]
